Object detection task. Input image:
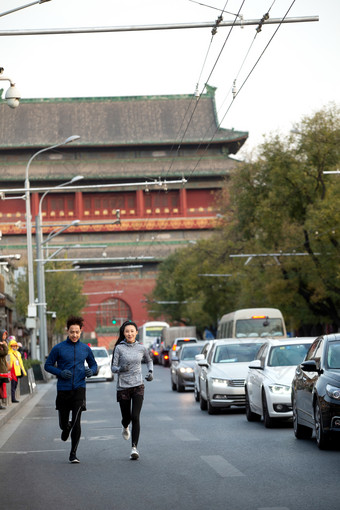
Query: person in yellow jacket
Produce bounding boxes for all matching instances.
[8,337,27,403]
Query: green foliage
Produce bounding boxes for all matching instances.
[14,262,88,334]
[149,104,340,335]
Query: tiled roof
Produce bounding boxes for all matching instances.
[0,88,248,150]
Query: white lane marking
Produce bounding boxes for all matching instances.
[172,429,199,441]
[157,415,173,421]
[88,435,116,441]
[0,449,65,454]
[201,455,244,478]
[81,419,108,424]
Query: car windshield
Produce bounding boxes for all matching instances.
[235,318,284,338]
[213,343,262,363]
[93,349,108,358]
[326,341,340,369]
[180,345,203,360]
[268,343,311,367]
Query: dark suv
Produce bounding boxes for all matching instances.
[292,333,340,449]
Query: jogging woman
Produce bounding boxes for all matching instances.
[112,320,153,460]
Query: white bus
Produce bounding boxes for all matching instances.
[138,321,170,349]
[217,308,287,339]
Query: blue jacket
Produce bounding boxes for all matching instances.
[44,338,98,391]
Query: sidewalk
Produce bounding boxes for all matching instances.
[0,381,48,429]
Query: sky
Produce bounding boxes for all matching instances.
[1,0,339,159]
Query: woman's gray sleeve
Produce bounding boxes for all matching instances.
[111,347,120,374]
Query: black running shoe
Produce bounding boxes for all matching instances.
[61,422,72,442]
[69,453,80,463]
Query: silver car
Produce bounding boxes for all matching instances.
[198,338,264,414]
[171,342,206,392]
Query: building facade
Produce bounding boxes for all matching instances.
[0,86,247,348]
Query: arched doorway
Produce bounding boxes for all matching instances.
[96,297,132,329]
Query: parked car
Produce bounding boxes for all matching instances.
[245,337,313,427]
[292,333,340,449]
[169,337,198,365]
[86,346,113,382]
[171,342,206,392]
[198,338,264,414]
[194,340,214,402]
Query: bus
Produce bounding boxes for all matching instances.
[138,321,170,349]
[216,308,287,339]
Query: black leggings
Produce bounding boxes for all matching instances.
[119,394,144,447]
[58,406,83,454]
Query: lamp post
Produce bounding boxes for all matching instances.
[35,175,83,361]
[25,135,80,359]
[36,218,80,361]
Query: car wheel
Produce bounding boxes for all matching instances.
[200,393,207,411]
[194,384,200,402]
[292,395,313,439]
[262,390,275,428]
[177,379,185,392]
[315,400,330,450]
[245,389,261,422]
[207,397,217,415]
[171,379,177,391]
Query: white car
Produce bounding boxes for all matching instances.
[245,337,314,427]
[87,346,114,382]
[198,338,264,414]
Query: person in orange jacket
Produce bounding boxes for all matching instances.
[8,336,27,403]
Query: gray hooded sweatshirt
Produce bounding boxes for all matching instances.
[112,340,153,390]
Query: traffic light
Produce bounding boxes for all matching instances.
[112,319,117,325]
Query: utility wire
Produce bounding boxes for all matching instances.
[185,0,297,181]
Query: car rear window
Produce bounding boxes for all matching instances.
[177,339,197,346]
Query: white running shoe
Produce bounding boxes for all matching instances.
[130,446,139,460]
[122,426,130,440]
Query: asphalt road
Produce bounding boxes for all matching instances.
[1,364,340,510]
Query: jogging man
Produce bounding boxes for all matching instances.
[44,315,98,463]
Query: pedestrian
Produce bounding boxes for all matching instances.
[111,320,153,460]
[0,329,10,409]
[44,315,98,464]
[8,336,27,403]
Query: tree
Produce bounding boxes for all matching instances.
[149,104,340,335]
[14,263,88,338]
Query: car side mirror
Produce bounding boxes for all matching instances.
[198,359,209,367]
[248,359,263,370]
[195,354,204,361]
[172,356,179,362]
[300,360,322,374]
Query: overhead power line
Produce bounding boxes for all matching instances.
[0,17,319,37]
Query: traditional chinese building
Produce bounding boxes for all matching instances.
[0,86,247,348]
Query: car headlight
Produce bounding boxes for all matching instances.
[212,378,230,385]
[268,384,291,395]
[179,367,194,374]
[326,384,340,400]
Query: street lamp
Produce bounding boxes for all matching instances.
[36,175,83,361]
[25,135,80,359]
